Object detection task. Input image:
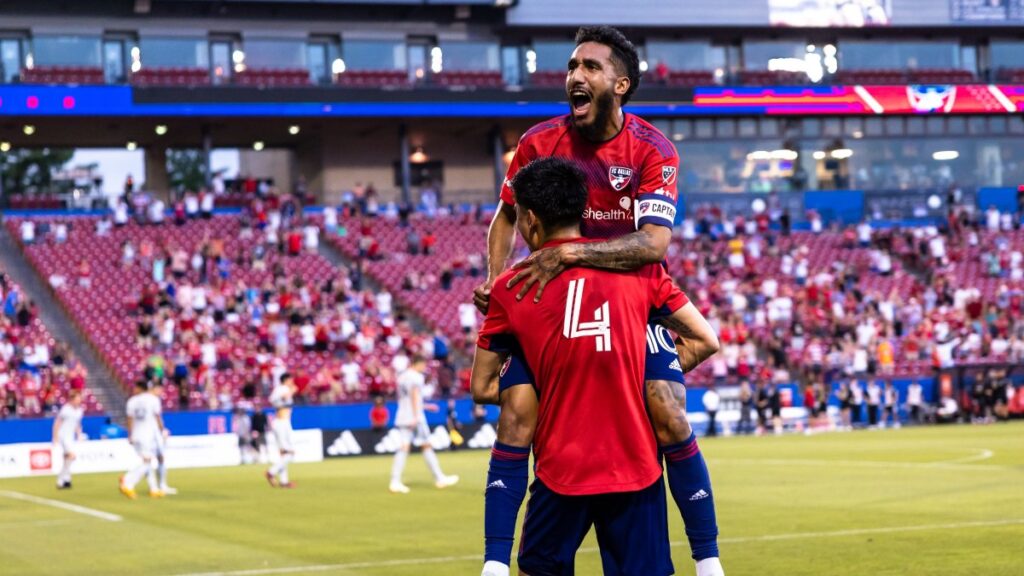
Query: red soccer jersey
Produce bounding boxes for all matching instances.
[501,114,679,240]
[478,238,689,496]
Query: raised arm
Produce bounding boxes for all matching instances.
[473,201,518,314]
[657,301,720,373]
[470,347,505,405]
[507,223,671,302]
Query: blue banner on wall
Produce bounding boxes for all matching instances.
[977,187,1019,214]
[804,190,864,224]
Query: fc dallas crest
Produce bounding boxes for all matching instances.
[608,166,633,191]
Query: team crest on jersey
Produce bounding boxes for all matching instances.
[608,166,633,191]
[661,166,677,185]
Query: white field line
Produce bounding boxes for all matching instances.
[0,489,123,522]
[170,518,1024,576]
[717,449,1006,472]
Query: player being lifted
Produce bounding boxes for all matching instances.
[52,389,84,489]
[266,373,297,488]
[473,26,723,576]
[472,157,720,576]
[121,381,165,499]
[389,355,459,493]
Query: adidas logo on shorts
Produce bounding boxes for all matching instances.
[668,359,682,372]
[689,489,709,501]
[487,479,507,490]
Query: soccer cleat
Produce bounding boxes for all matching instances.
[56,481,71,490]
[161,486,178,495]
[389,480,411,494]
[119,485,137,500]
[265,470,278,488]
[279,482,296,489]
[149,490,165,498]
[435,474,460,489]
[481,560,510,576]
[696,557,725,576]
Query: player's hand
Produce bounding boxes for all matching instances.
[473,278,494,315]
[507,245,569,303]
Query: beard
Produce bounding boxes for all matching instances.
[570,88,616,142]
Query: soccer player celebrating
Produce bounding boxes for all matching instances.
[121,381,165,499]
[473,26,724,576]
[472,157,720,576]
[266,373,297,488]
[52,389,84,489]
[389,356,459,493]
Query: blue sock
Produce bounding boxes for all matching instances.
[484,442,530,565]
[662,432,719,561]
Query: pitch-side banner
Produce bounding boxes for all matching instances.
[322,423,497,458]
[0,432,323,478]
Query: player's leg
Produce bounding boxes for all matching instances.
[516,479,591,576]
[483,354,537,576]
[592,478,675,576]
[277,449,294,487]
[57,440,75,488]
[389,427,412,493]
[644,324,721,569]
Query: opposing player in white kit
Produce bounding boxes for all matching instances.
[266,373,297,488]
[389,356,459,493]
[149,382,177,495]
[121,381,165,499]
[51,390,84,489]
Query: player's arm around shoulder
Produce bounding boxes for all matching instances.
[472,272,516,405]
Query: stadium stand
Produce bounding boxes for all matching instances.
[130,67,212,87]
[19,65,105,85]
[1,272,100,417]
[333,70,410,89]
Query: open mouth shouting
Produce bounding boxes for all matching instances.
[569,87,593,120]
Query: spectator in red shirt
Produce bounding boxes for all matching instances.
[369,396,390,432]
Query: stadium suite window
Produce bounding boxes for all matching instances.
[31,35,102,67]
[839,40,961,70]
[438,41,499,71]
[531,40,574,72]
[243,39,306,69]
[742,41,806,70]
[139,38,209,68]
[990,40,1024,70]
[341,39,406,71]
[645,40,724,71]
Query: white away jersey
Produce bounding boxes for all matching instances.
[57,404,84,440]
[394,369,425,428]
[126,393,162,443]
[269,384,294,410]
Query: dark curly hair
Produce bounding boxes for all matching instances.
[510,157,588,231]
[575,26,641,105]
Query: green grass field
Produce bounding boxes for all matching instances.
[2,423,1022,576]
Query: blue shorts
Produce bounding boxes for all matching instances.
[498,321,684,393]
[518,477,674,576]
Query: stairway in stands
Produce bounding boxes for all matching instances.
[0,224,127,421]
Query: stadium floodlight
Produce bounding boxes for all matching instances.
[812,151,826,160]
[289,125,300,135]
[932,150,959,161]
[639,60,649,73]
[155,125,168,136]
[410,147,428,163]
[430,47,443,74]
[126,141,137,151]
[23,125,35,136]
[928,195,943,209]
[332,58,346,75]
[525,50,537,74]
[747,150,771,161]
[771,149,799,160]
[253,141,265,151]
[0,142,10,152]
[830,148,853,159]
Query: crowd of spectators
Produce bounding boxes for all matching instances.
[1,273,90,418]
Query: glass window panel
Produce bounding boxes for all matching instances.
[926,116,945,135]
[342,39,406,71]
[739,118,758,138]
[501,46,521,86]
[760,118,779,137]
[438,41,499,72]
[532,40,574,72]
[716,119,736,138]
[695,119,714,138]
[990,40,1024,70]
[840,40,960,70]
[103,40,124,83]
[801,118,821,138]
[989,116,1007,134]
[672,119,691,140]
[307,43,327,83]
[675,139,791,194]
[1008,116,1024,135]
[32,35,101,67]
[864,117,884,137]
[906,117,926,136]
[823,118,842,137]
[948,116,966,135]
[139,37,209,68]
[1,39,22,82]
[742,41,806,70]
[968,116,986,135]
[243,39,305,69]
[885,117,904,136]
[645,40,725,71]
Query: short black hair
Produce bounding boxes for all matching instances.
[575,26,641,105]
[280,372,293,383]
[510,157,588,231]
